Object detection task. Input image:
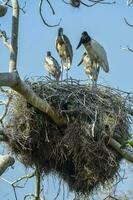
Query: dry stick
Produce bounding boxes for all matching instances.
[0,155,15,176]
[9,0,19,72]
[35,164,41,200]
[0,72,67,125]
[0,172,35,200]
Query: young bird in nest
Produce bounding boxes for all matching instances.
[44,51,61,81]
[78,52,100,84]
[77,31,109,75]
[55,27,73,80]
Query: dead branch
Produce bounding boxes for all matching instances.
[35,164,41,200]
[0,30,11,50]
[108,138,133,163]
[0,154,15,176]
[0,0,67,126]
[9,0,19,72]
[39,0,61,28]
[124,17,133,28]
[127,0,133,6]
[0,172,35,200]
[0,72,67,125]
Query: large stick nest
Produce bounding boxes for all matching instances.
[4,77,132,195]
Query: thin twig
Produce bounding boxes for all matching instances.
[39,0,61,28]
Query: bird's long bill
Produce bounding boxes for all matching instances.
[76,38,83,49]
[77,58,83,66]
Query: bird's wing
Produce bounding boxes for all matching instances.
[55,37,60,54]
[62,34,73,64]
[91,39,109,73]
[52,56,61,71]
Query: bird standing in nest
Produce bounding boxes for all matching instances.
[55,27,73,81]
[77,31,109,84]
[77,52,100,84]
[44,51,61,81]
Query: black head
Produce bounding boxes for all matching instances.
[58,27,63,36]
[47,51,51,56]
[76,31,91,49]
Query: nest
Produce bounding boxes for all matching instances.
[4,77,132,195]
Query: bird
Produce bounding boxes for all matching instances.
[77,52,100,84]
[76,31,109,74]
[55,27,73,81]
[70,0,80,7]
[44,51,61,81]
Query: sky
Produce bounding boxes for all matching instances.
[0,0,133,199]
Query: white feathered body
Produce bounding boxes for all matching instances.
[82,53,100,82]
[44,56,61,81]
[84,39,109,73]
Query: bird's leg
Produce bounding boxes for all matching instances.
[49,73,51,80]
[66,69,69,84]
[61,60,64,83]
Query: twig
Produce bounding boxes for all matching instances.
[0,155,15,176]
[39,0,61,28]
[35,164,41,200]
[124,17,133,28]
[0,30,11,50]
[0,172,35,200]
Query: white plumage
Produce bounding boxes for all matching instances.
[76,31,109,81]
[44,51,61,81]
[78,52,100,83]
[90,39,109,73]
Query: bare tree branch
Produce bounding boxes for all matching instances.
[0,72,67,125]
[39,0,61,28]
[124,17,133,28]
[9,0,19,72]
[108,138,133,163]
[127,0,133,6]
[0,172,35,200]
[0,30,11,50]
[0,155,15,176]
[62,0,115,7]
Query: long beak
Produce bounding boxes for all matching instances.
[77,58,83,66]
[76,38,83,49]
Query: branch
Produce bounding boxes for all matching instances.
[108,138,133,163]
[0,30,11,50]
[0,172,35,200]
[9,0,19,72]
[39,0,61,28]
[0,155,15,176]
[127,0,133,6]
[124,17,133,28]
[35,165,41,200]
[0,72,67,126]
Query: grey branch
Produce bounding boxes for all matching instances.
[0,30,11,50]
[0,72,67,125]
[108,138,133,163]
[0,155,15,176]
[9,0,19,72]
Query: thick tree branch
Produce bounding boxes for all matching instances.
[108,138,133,163]
[0,72,67,126]
[0,155,15,176]
[9,0,19,72]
